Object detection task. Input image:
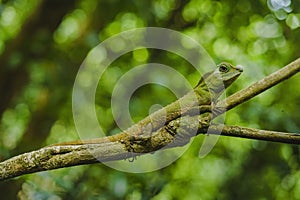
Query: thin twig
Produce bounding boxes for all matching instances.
[208,125,300,144]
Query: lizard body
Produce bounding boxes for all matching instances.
[52,62,243,146]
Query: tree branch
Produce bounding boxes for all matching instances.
[207,125,300,144]
[0,114,210,181]
[1,58,300,180]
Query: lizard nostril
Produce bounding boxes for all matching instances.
[236,65,244,72]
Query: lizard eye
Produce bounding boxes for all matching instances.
[219,64,229,73]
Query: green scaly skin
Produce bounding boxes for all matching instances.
[52,62,243,146]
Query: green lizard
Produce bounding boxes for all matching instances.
[52,62,243,146]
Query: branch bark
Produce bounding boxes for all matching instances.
[1,58,300,181]
[208,125,300,144]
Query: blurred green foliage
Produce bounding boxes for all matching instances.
[0,0,300,199]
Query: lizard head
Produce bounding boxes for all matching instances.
[214,62,243,88]
[196,62,243,99]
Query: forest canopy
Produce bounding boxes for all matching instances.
[0,0,300,199]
